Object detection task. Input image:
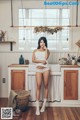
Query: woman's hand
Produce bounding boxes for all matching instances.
[41,60,47,64]
[44,46,47,50]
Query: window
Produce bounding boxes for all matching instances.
[19,9,70,51]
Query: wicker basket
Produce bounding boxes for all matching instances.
[14,90,30,111]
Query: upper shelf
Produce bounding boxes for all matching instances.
[0,41,16,51]
[0,41,16,43]
[10,25,80,28]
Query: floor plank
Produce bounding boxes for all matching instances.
[0,98,80,120]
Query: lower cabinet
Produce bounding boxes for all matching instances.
[11,70,25,90]
[64,70,78,100]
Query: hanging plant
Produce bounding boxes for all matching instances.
[34,26,63,34]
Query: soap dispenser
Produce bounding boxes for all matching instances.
[19,55,24,64]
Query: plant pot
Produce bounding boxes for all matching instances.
[71,60,76,65]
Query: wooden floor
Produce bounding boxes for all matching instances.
[0,98,80,120]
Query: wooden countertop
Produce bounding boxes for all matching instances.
[8,64,80,68]
[8,64,29,67]
[61,65,80,68]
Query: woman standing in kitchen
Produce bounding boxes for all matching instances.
[32,36,50,115]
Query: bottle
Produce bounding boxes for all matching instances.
[67,54,71,64]
[19,55,24,64]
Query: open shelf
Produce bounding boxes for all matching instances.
[0,41,16,51]
[10,25,80,28]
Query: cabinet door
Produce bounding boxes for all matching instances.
[11,70,25,90]
[64,70,78,100]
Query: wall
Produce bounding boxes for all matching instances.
[0,0,80,97]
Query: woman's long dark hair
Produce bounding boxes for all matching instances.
[37,37,48,49]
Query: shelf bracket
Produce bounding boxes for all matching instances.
[10,42,13,51]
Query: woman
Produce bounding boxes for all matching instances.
[32,37,50,115]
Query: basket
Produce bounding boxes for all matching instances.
[14,90,30,111]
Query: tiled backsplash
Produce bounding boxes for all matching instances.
[0,51,79,64]
[48,52,78,64]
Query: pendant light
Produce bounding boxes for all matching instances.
[76,0,79,27]
[66,0,69,41]
[21,0,25,40]
[11,0,13,27]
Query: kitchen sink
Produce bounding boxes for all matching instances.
[28,64,61,72]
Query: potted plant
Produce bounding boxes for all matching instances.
[0,30,6,41]
[71,56,76,65]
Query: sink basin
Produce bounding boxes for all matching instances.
[49,64,61,72]
[28,64,61,72]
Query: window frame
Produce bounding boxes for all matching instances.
[18,8,70,52]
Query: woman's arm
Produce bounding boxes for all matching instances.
[45,48,50,60]
[32,50,46,64]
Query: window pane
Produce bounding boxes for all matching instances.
[62,41,69,50]
[32,19,44,26]
[47,34,57,40]
[19,29,31,40]
[19,19,32,26]
[32,32,44,40]
[19,29,26,39]
[61,30,69,39]
[19,41,25,50]
[62,19,69,25]
[19,8,70,51]
[19,9,26,18]
[62,9,70,18]
[46,9,59,18]
[30,9,44,18]
[47,19,59,26]
[48,42,57,50]
[19,19,26,26]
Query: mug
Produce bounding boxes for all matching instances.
[25,60,29,64]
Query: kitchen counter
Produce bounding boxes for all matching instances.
[8,64,29,67]
[8,63,80,107]
[8,64,61,102]
[60,64,80,68]
[8,63,80,67]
